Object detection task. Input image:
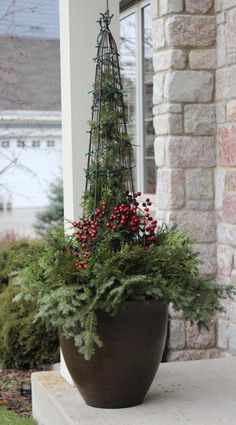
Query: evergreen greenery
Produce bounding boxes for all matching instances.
[34,178,64,237]
[16,225,233,361]
[0,239,44,292]
[0,282,59,369]
[16,10,235,362]
[0,239,59,369]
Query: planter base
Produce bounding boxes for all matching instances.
[59,301,168,409]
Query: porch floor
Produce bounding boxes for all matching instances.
[32,357,236,425]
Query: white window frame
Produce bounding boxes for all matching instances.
[17,140,26,148]
[1,140,10,148]
[120,0,156,204]
[32,140,41,148]
[47,140,55,148]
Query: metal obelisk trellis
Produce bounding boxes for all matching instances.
[85,4,135,211]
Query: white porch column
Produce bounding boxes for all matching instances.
[59,0,120,384]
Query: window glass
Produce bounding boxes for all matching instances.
[120,12,137,189]
[143,5,155,194]
[120,2,155,195]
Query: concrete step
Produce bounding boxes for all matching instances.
[32,357,236,425]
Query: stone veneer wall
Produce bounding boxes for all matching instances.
[215,0,236,355]
[151,0,221,360]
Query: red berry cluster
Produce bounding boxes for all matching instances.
[106,193,157,239]
[72,192,158,270]
[72,202,108,270]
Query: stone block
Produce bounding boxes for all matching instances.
[187,200,214,210]
[216,102,226,124]
[229,66,236,98]
[185,0,213,14]
[227,52,236,66]
[164,71,214,102]
[217,318,229,349]
[166,136,216,168]
[156,169,185,208]
[167,348,221,362]
[152,18,165,50]
[227,100,236,121]
[223,193,236,224]
[217,12,226,25]
[166,15,216,47]
[215,0,222,12]
[216,68,230,100]
[217,244,234,276]
[229,301,236,324]
[186,169,214,200]
[153,49,186,72]
[170,210,216,242]
[154,113,183,135]
[222,0,236,11]
[153,73,165,105]
[217,223,236,247]
[229,323,236,354]
[217,274,233,287]
[193,243,217,275]
[225,171,236,191]
[235,250,236,268]
[218,125,236,166]
[218,297,230,319]
[153,103,182,115]
[186,322,216,349]
[184,104,216,135]
[189,49,216,70]
[159,0,184,16]
[154,137,165,167]
[232,269,236,286]
[168,320,186,350]
[215,168,226,211]
[151,0,158,19]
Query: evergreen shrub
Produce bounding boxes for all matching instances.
[0,239,44,292]
[34,178,64,237]
[0,239,59,369]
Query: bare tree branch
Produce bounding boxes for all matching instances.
[0,158,17,176]
[0,0,45,197]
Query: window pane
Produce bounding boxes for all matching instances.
[143,4,155,194]
[120,13,137,190]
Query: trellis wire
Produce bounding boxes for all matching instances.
[85,6,135,208]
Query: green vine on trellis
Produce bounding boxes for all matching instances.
[83,6,135,216]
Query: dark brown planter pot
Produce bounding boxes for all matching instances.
[59,300,168,409]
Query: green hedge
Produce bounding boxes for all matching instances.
[0,240,44,292]
[0,239,59,369]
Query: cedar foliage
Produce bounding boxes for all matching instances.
[16,226,233,361]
